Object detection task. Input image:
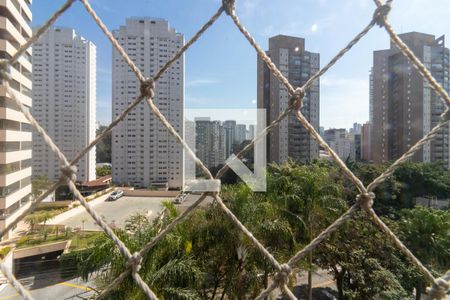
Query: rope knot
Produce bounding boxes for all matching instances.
[289,87,305,111]
[428,278,449,299]
[222,0,235,15]
[373,3,391,27]
[60,165,77,183]
[275,264,292,286]
[140,77,155,98]
[356,192,375,210]
[427,273,450,299]
[127,252,143,274]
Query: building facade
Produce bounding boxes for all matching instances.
[32,27,96,182]
[0,0,33,238]
[235,124,246,145]
[223,120,236,159]
[247,124,255,140]
[371,32,450,168]
[112,18,184,189]
[361,122,372,161]
[194,118,225,169]
[257,35,320,164]
[324,128,354,161]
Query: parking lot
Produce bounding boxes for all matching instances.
[56,196,170,231]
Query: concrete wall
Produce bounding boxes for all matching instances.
[0,250,13,281]
[84,187,114,201]
[13,240,69,259]
[415,197,449,209]
[123,189,178,197]
[36,200,71,209]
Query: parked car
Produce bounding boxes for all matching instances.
[173,193,188,204]
[108,189,124,201]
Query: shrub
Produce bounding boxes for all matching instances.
[0,247,11,259]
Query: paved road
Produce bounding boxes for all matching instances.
[0,276,96,300]
[56,196,169,230]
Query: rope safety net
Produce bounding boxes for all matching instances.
[0,0,449,299]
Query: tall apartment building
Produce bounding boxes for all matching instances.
[258,35,320,164]
[235,124,247,145]
[0,0,33,238]
[223,120,236,158]
[372,32,450,167]
[324,128,355,161]
[361,122,372,161]
[195,118,225,169]
[32,27,96,182]
[112,18,184,189]
[247,124,255,140]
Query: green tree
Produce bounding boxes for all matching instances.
[96,125,111,163]
[394,162,450,203]
[347,162,403,214]
[31,174,53,199]
[347,161,450,215]
[268,161,346,299]
[391,206,450,299]
[315,213,414,299]
[64,161,449,299]
[37,211,53,240]
[24,213,40,232]
[96,165,112,177]
[73,202,203,300]
[213,184,295,298]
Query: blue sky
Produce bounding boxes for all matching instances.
[31,0,450,129]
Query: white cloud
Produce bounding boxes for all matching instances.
[238,0,263,18]
[321,77,368,88]
[311,24,318,32]
[185,94,211,106]
[320,76,369,129]
[186,78,220,87]
[92,0,116,13]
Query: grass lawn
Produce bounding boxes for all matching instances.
[69,231,103,250]
[16,231,103,251]
[30,207,70,218]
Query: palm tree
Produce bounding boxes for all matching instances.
[24,214,40,232]
[65,162,348,299]
[37,211,53,241]
[72,202,203,300]
[267,161,346,300]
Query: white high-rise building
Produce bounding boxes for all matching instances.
[112,18,184,189]
[32,27,96,182]
[0,0,33,238]
[194,118,225,169]
[223,120,236,158]
[324,128,356,161]
[247,124,255,140]
[235,124,246,145]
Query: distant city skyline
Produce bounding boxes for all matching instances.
[185,109,257,126]
[30,0,450,129]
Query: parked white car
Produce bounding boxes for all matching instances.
[108,189,124,201]
[174,193,188,204]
